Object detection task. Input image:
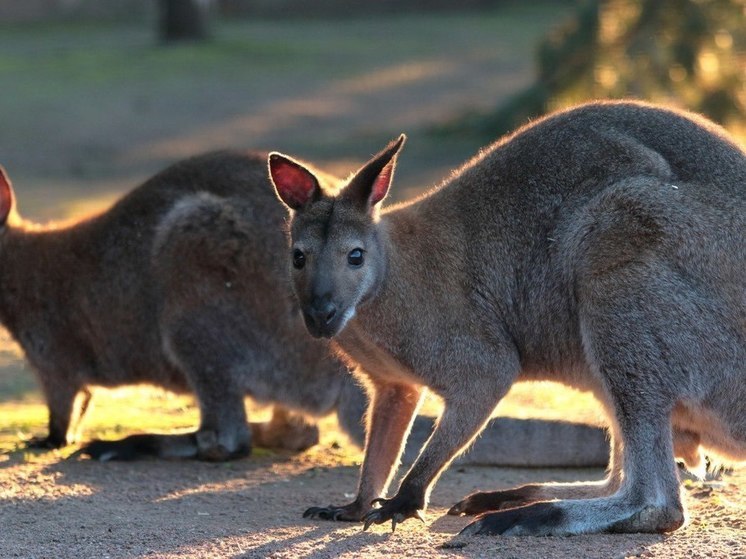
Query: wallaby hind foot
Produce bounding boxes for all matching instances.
[77,427,252,462]
[448,423,703,516]
[78,403,321,461]
[251,407,320,451]
[459,500,685,537]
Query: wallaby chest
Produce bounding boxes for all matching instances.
[337,322,424,386]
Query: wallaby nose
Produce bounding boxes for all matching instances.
[310,299,338,326]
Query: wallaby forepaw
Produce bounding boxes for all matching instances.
[459,502,565,537]
[303,502,364,522]
[25,435,65,450]
[362,496,426,532]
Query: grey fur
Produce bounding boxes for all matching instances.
[270,100,745,534]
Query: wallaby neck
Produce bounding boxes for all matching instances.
[339,197,470,369]
[0,222,68,333]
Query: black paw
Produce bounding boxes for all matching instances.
[25,435,65,450]
[303,502,363,522]
[362,496,426,532]
[459,502,565,537]
[448,486,540,516]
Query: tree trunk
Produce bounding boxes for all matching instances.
[158,0,209,43]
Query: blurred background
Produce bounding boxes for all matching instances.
[0,0,744,452]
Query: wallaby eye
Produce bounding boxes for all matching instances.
[347,248,364,267]
[293,249,306,270]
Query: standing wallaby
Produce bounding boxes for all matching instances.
[269,100,745,536]
[0,152,609,466]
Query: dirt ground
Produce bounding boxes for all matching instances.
[1,440,745,559]
[0,7,744,559]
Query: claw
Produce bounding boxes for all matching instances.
[415,510,426,524]
[363,512,378,531]
[447,502,464,516]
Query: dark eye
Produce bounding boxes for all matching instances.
[293,249,306,269]
[347,248,364,267]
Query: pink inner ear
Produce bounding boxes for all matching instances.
[270,156,318,210]
[370,161,393,206]
[0,168,12,224]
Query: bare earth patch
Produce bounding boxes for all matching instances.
[1,438,744,558]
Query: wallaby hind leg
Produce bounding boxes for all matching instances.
[461,275,696,536]
[449,433,623,516]
[77,388,251,461]
[166,316,255,461]
[449,422,703,516]
[251,407,319,451]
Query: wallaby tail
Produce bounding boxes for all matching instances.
[72,433,220,462]
[403,417,609,468]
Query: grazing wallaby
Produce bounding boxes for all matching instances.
[0,152,609,466]
[0,151,363,460]
[270,100,745,536]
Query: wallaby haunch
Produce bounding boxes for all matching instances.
[0,152,609,466]
[0,152,364,460]
[270,101,745,536]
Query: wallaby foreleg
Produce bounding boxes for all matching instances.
[304,380,422,522]
[362,385,501,531]
[69,389,93,441]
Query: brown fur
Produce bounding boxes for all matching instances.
[0,152,358,460]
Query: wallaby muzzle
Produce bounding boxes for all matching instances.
[302,296,348,338]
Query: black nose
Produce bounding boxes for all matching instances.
[310,300,337,326]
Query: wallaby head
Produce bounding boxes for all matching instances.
[269,135,405,338]
[0,166,16,227]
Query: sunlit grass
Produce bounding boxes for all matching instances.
[0,357,604,461]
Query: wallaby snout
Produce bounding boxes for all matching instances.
[303,297,340,338]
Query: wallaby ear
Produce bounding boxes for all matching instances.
[342,134,406,210]
[268,153,321,211]
[0,166,14,226]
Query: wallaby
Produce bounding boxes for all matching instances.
[0,152,609,466]
[269,100,745,536]
[0,151,362,460]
